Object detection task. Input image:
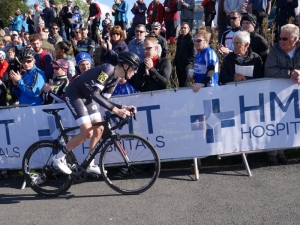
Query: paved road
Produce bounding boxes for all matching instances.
[1,161,300,225]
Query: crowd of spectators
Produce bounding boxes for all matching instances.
[1,0,300,178]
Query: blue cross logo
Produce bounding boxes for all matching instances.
[190,99,235,143]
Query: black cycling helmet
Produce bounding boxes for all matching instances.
[117,51,140,67]
[73,5,80,11]
[18,48,36,60]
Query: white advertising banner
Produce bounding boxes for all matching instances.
[0,78,299,169]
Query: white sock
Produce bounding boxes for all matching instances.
[56,151,66,159]
[89,158,95,167]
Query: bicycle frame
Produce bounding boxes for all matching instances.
[51,110,132,171]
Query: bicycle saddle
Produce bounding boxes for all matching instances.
[42,108,65,114]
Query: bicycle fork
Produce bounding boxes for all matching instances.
[113,135,131,167]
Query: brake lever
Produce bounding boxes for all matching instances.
[129,108,137,121]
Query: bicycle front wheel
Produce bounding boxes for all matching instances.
[22,140,75,197]
[99,134,160,195]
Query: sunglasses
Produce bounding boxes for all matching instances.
[279,37,289,41]
[152,28,159,30]
[53,67,60,70]
[21,59,33,64]
[52,27,58,30]
[12,34,18,36]
[193,39,205,43]
[112,33,120,36]
[133,66,138,71]
[143,46,154,51]
[44,31,49,33]
[135,30,145,33]
[75,31,80,34]
[230,17,239,20]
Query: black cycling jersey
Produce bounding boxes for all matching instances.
[65,64,121,124]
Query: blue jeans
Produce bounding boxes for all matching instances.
[60,25,67,41]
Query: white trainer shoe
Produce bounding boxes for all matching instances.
[52,156,72,174]
[86,165,107,175]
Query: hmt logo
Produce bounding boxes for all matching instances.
[190,99,235,143]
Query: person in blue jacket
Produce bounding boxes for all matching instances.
[10,49,46,106]
[9,9,23,33]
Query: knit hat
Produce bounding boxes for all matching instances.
[52,59,69,74]
[76,52,92,66]
[241,14,257,27]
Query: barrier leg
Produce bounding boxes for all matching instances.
[21,179,26,189]
[242,153,252,177]
[193,158,199,180]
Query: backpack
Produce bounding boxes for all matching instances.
[40,49,48,70]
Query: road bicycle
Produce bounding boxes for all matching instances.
[22,108,160,197]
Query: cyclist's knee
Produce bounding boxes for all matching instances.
[81,130,94,140]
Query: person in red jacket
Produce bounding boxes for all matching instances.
[163,0,178,39]
[0,51,8,81]
[147,0,164,31]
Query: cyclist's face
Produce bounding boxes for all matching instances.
[122,64,137,79]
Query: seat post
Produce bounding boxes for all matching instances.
[52,111,65,132]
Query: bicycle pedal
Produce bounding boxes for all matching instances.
[87,173,100,179]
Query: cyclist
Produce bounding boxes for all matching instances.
[53,51,140,175]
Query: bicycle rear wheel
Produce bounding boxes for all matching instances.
[99,134,160,195]
[22,140,75,197]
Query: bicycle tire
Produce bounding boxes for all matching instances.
[22,140,75,197]
[99,134,160,195]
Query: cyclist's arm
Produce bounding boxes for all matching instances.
[91,86,122,111]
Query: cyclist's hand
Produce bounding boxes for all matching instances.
[123,105,136,114]
[114,108,131,118]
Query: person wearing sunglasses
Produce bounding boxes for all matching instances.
[10,48,46,106]
[48,23,63,46]
[128,24,147,63]
[100,25,128,66]
[220,10,242,55]
[52,51,139,175]
[40,59,69,104]
[151,22,167,58]
[173,22,195,87]
[192,29,219,93]
[133,37,171,92]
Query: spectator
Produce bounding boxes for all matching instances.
[9,9,23,33]
[202,0,217,34]
[134,37,171,92]
[100,25,128,66]
[147,31,163,56]
[48,23,63,46]
[23,14,29,33]
[178,0,195,30]
[219,31,263,84]
[0,18,4,30]
[41,59,69,104]
[11,31,23,51]
[71,6,82,34]
[1,36,13,52]
[72,27,82,42]
[248,0,271,31]
[151,22,168,58]
[57,2,67,41]
[6,47,21,104]
[30,34,53,81]
[173,22,195,87]
[42,0,53,30]
[115,0,129,39]
[127,0,147,41]
[55,41,76,79]
[112,0,121,26]
[60,0,73,40]
[0,51,8,81]
[10,48,46,105]
[241,14,269,64]
[128,24,147,63]
[22,32,31,47]
[276,0,298,36]
[113,77,137,96]
[219,10,242,55]
[27,9,35,35]
[0,78,7,107]
[163,0,178,39]
[74,24,95,57]
[264,24,300,164]
[39,30,56,59]
[192,29,219,93]
[34,3,45,34]
[224,0,243,25]
[86,0,102,45]
[147,0,164,31]
[73,52,92,79]
[102,18,112,39]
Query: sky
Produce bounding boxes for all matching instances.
[28,0,153,23]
